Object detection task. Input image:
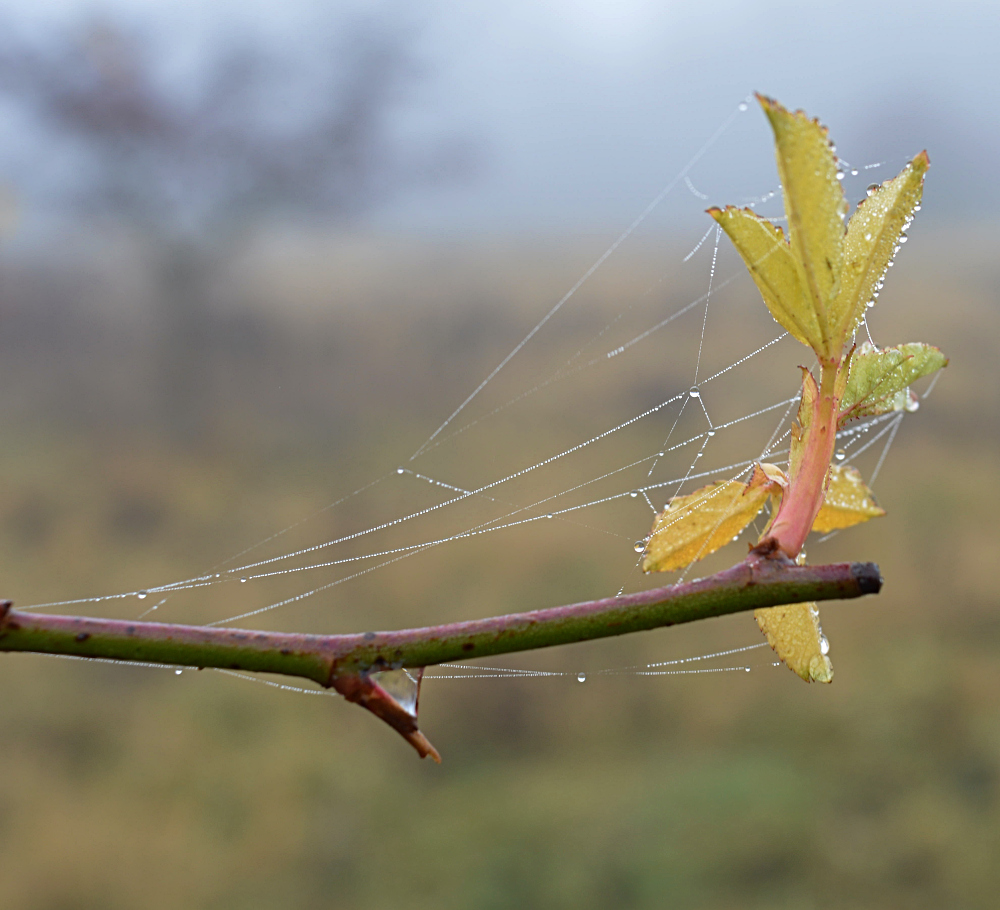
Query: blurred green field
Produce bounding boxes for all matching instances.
[0,229,997,909]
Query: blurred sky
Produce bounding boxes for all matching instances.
[6,0,1000,234]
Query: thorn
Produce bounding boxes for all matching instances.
[331,670,442,763]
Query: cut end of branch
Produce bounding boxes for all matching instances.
[851,562,883,595]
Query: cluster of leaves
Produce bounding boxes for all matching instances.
[640,95,947,682]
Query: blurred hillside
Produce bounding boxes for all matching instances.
[0,226,997,909]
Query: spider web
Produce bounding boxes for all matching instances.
[20,96,934,692]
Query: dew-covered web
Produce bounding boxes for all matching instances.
[22,97,938,692]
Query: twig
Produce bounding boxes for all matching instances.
[0,550,881,761]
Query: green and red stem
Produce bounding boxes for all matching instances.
[766,358,842,558]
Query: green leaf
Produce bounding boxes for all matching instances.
[759,94,848,357]
[755,601,833,683]
[642,466,778,573]
[832,152,929,343]
[811,464,885,533]
[789,367,818,480]
[839,341,948,424]
[709,206,821,350]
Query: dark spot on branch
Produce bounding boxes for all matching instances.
[75,632,90,642]
[280,648,292,656]
[363,632,376,641]
[462,642,474,651]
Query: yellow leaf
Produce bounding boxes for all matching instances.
[839,341,947,425]
[833,152,929,343]
[709,206,821,350]
[759,94,847,357]
[755,602,833,683]
[811,464,885,533]
[642,466,777,573]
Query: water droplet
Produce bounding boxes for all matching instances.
[835,448,846,462]
[820,635,830,655]
[240,577,247,583]
[796,550,807,566]
[629,489,639,498]
[866,300,875,308]
[906,398,920,412]
[545,513,553,519]
[371,668,422,716]
[175,669,183,675]
[851,168,859,176]
[898,232,908,243]
[657,451,664,458]
[689,386,701,399]
[707,430,716,437]
[864,232,872,241]
[633,540,646,553]
[738,101,748,112]
[913,204,921,212]
[215,574,221,579]
[396,467,405,474]
[866,183,879,196]
[836,171,845,181]
[731,535,740,543]
[577,672,587,683]
[137,590,147,600]
[745,667,751,673]
[872,291,879,299]
[694,452,702,459]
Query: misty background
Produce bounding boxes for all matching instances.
[0,1,997,908]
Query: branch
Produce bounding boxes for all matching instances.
[0,551,881,761]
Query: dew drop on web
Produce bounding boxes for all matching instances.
[577,672,587,683]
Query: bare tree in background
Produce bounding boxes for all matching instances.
[0,14,471,440]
